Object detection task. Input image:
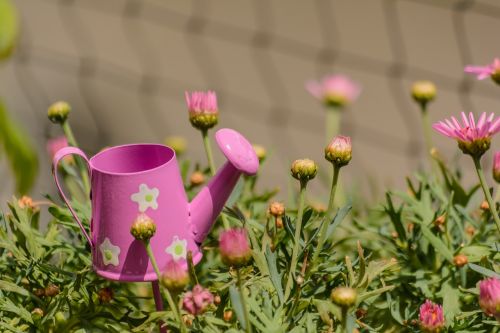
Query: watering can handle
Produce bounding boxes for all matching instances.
[52,146,93,246]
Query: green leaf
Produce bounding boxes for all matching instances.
[0,280,29,296]
[438,279,461,325]
[0,0,18,60]
[326,204,352,239]
[469,263,500,279]
[418,223,454,263]
[265,246,284,304]
[229,285,247,330]
[0,100,38,194]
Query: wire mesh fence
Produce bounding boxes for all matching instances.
[1,0,500,200]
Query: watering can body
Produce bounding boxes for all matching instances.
[52,128,258,282]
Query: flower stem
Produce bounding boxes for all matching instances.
[420,104,434,157]
[61,120,90,194]
[237,269,252,333]
[284,182,307,300]
[201,129,230,229]
[187,251,199,285]
[472,157,500,234]
[311,164,340,268]
[144,241,185,332]
[326,107,341,144]
[201,129,216,176]
[340,306,348,333]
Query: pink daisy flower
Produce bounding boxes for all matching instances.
[306,75,361,107]
[433,112,500,157]
[419,300,445,333]
[478,277,500,320]
[184,91,218,115]
[464,58,500,84]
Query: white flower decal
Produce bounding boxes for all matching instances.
[165,236,188,261]
[99,237,120,266]
[131,184,159,212]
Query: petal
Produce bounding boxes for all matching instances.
[469,112,476,129]
[451,116,462,130]
[477,112,487,129]
[461,112,470,127]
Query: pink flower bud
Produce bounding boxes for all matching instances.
[478,277,500,320]
[493,152,500,183]
[182,285,214,315]
[419,300,445,333]
[185,91,219,131]
[306,75,361,107]
[219,228,252,267]
[161,260,190,292]
[325,135,352,167]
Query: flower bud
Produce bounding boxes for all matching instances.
[291,159,318,183]
[44,284,60,297]
[47,101,71,124]
[419,300,445,333]
[219,228,252,267]
[268,202,285,217]
[330,286,357,308]
[130,214,156,242]
[164,136,187,155]
[325,135,352,167]
[252,144,267,163]
[18,196,38,211]
[478,277,500,320]
[223,310,233,322]
[465,225,475,237]
[306,75,361,108]
[453,254,468,267]
[411,81,437,106]
[480,200,490,211]
[190,171,205,187]
[97,287,114,303]
[161,260,190,292]
[185,91,219,131]
[182,314,193,327]
[34,288,45,298]
[493,152,500,183]
[214,295,221,305]
[31,308,44,321]
[182,285,214,315]
[433,215,446,227]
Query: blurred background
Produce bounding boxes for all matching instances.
[1,0,500,205]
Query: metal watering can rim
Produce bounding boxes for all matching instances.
[88,143,175,176]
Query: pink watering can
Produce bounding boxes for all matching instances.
[52,128,258,282]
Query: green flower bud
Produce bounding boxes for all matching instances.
[31,308,44,321]
[457,137,491,159]
[130,213,157,242]
[291,159,318,183]
[252,144,267,163]
[164,136,187,155]
[411,81,436,106]
[47,101,71,124]
[331,286,357,308]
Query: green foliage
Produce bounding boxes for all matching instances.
[0,0,18,60]
[0,100,38,194]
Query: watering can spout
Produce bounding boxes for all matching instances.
[189,128,259,243]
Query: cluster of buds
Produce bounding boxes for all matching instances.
[18,196,39,212]
[269,201,285,229]
[130,214,156,242]
[182,285,214,315]
[411,81,437,108]
[35,284,60,298]
[291,159,318,184]
[185,91,219,131]
[219,228,252,267]
[47,101,71,124]
[161,260,190,292]
[325,135,352,168]
[419,300,445,333]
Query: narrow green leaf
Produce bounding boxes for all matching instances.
[469,263,500,279]
[265,246,284,303]
[0,0,18,60]
[229,285,247,329]
[419,223,454,263]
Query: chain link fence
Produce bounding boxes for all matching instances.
[1,0,499,202]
